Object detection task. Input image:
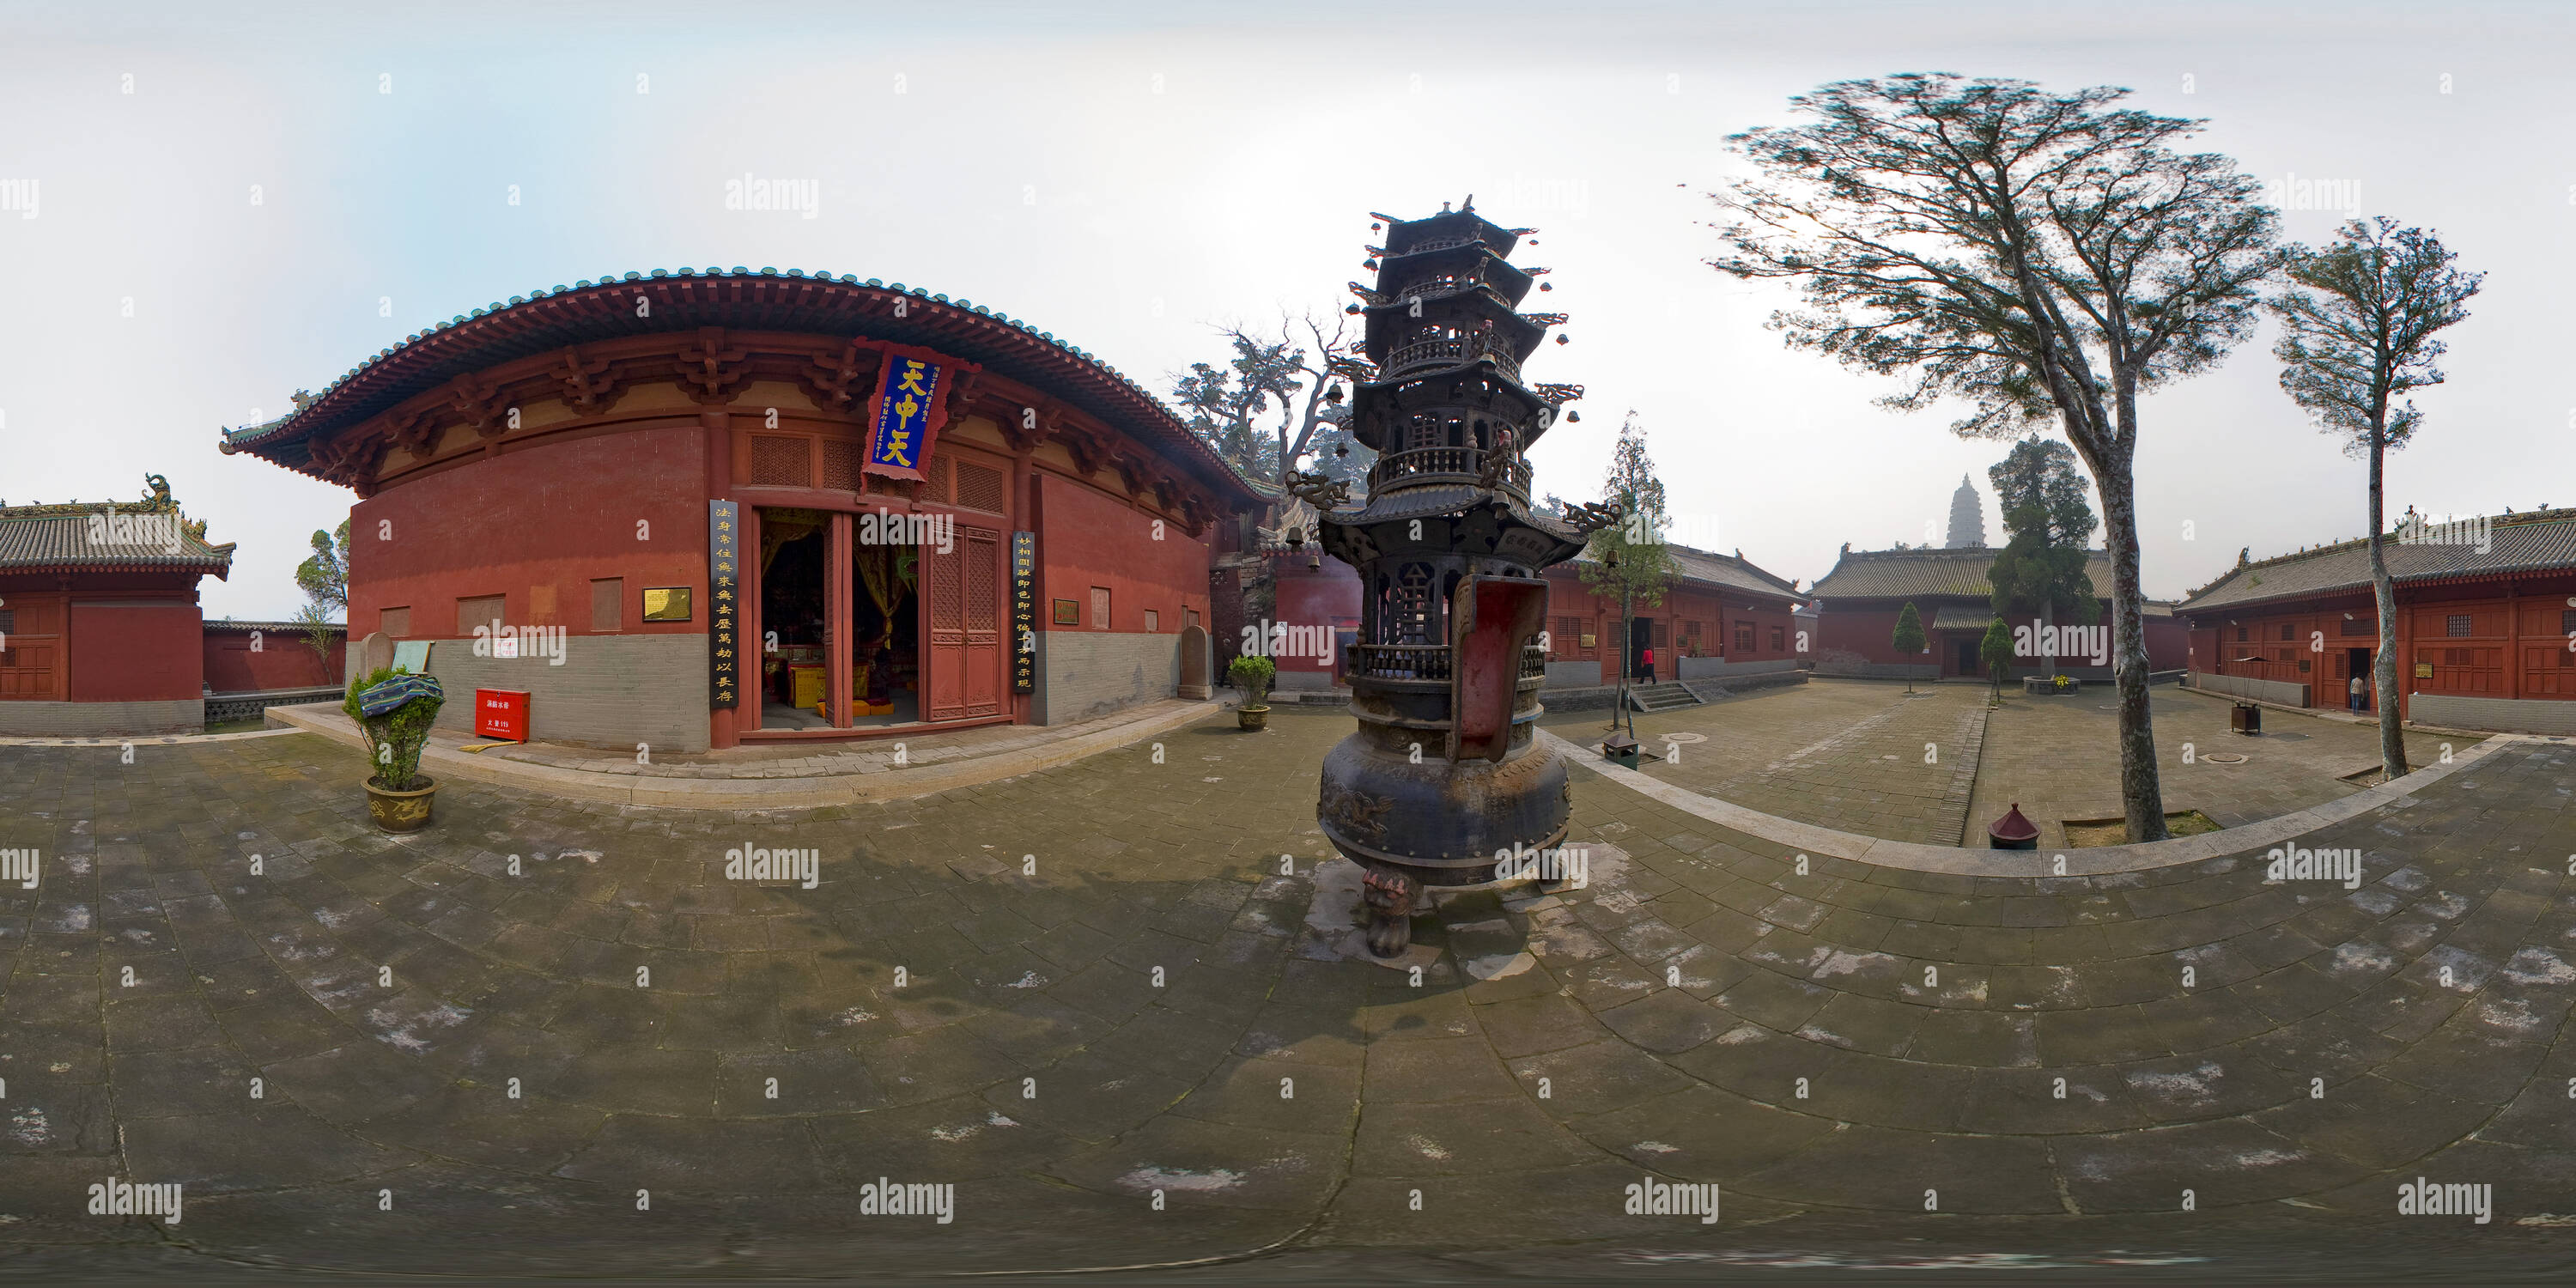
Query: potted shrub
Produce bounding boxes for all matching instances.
[345,666,446,832]
[1227,654,1275,731]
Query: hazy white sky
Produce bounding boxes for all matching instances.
[4,0,2568,618]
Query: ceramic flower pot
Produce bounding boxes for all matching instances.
[365,775,436,833]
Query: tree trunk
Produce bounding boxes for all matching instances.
[2042,598,2057,679]
[2095,442,2169,842]
[2369,433,2410,780]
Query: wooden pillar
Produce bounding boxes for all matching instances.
[1011,451,1034,726]
[827,510,854,727]
[2506,585,2521,701]
[739,505,762,738]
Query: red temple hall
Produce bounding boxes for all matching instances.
[223,270,1262,751]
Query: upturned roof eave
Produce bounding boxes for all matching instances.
[216,270,1265,506]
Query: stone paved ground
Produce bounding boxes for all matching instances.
[1549,682,1991,845]
[1967,686,2476,850]
[1,712,2573,1281]
[1546,677,2479,851]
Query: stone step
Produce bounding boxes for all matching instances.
[1627,683,1704,713]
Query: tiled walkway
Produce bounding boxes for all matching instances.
[0,710,2571,1279]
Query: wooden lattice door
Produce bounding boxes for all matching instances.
[0,592,63,700]
[924,526,1003,720]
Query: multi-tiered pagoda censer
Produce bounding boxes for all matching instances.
[1304,199,1618,957]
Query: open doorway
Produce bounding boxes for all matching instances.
[850,542,921,726]
[757,507,831,730]
[1628,616,1656,683]
[2345,647,2372,712]
[1956,637,1979,677]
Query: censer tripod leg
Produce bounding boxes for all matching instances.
[1360,866,1420,957]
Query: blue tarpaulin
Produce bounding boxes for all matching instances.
[356,673,444,719]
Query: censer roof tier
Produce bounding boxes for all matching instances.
[1369,207,1533,261]
[1342,369,1571,455]
[1315,495,1587,569]
[1353,242,1540,313]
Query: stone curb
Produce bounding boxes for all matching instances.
[1540,726,2543,878]
[266,699,1223,810]
[0,726,309,748]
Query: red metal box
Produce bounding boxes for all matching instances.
[475,688,530,742]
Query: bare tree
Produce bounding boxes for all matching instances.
[1715,73,2283,841]
[1170,312,1369,495]
[2269,217,2482,783]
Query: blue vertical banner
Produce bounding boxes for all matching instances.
[864,351,947,483]
[709,500,740,709]
[1011,531,1036,694]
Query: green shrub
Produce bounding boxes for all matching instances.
[1226,653,1276,708]
[344,666,443,791]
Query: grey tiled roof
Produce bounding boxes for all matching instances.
[205,619,344,635]
[2180,508,2576,613]
[1563,543,1802,603]
[0,501,234,575]
[1808,546,2114,601]
[1929,605,1997,631]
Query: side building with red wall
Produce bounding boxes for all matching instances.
[2177,507,2576,734]
[1262,540,1805,692]
[0,484,234,737]
[1809,544,2186,681]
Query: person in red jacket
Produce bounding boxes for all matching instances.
[1640,644,1656,684]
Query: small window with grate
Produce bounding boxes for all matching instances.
[2562,608,2576,634]
[821,439,865,493]
[1771,625,1785,652]
[2341,617,2370,635]
[2236,626,2249,642]
[2445,614,2471,637]
[0,608,13,634]
[750,435,813,488]
[953,459,1006,513]
[2279,623,2295,641]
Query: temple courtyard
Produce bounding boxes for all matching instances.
[1,699,2573,1280]
[1540,677,2473,851]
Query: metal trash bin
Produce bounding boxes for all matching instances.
[2230,702,2261,735]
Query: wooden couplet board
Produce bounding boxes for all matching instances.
[708,500,741,709]
[1011,532,1036,694]
[1448,574,1548,762]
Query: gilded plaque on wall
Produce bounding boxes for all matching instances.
[645,587,695,622]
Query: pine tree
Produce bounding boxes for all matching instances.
[1891,602,1926,693]
[1577,413,1676,680]
[2269,218,2482,783]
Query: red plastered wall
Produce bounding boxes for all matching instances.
[67,600,202,701]
[1034,471,1211,637]
[349,425,708,640]
[1269,556,1362,675]
[203,631,346,692]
